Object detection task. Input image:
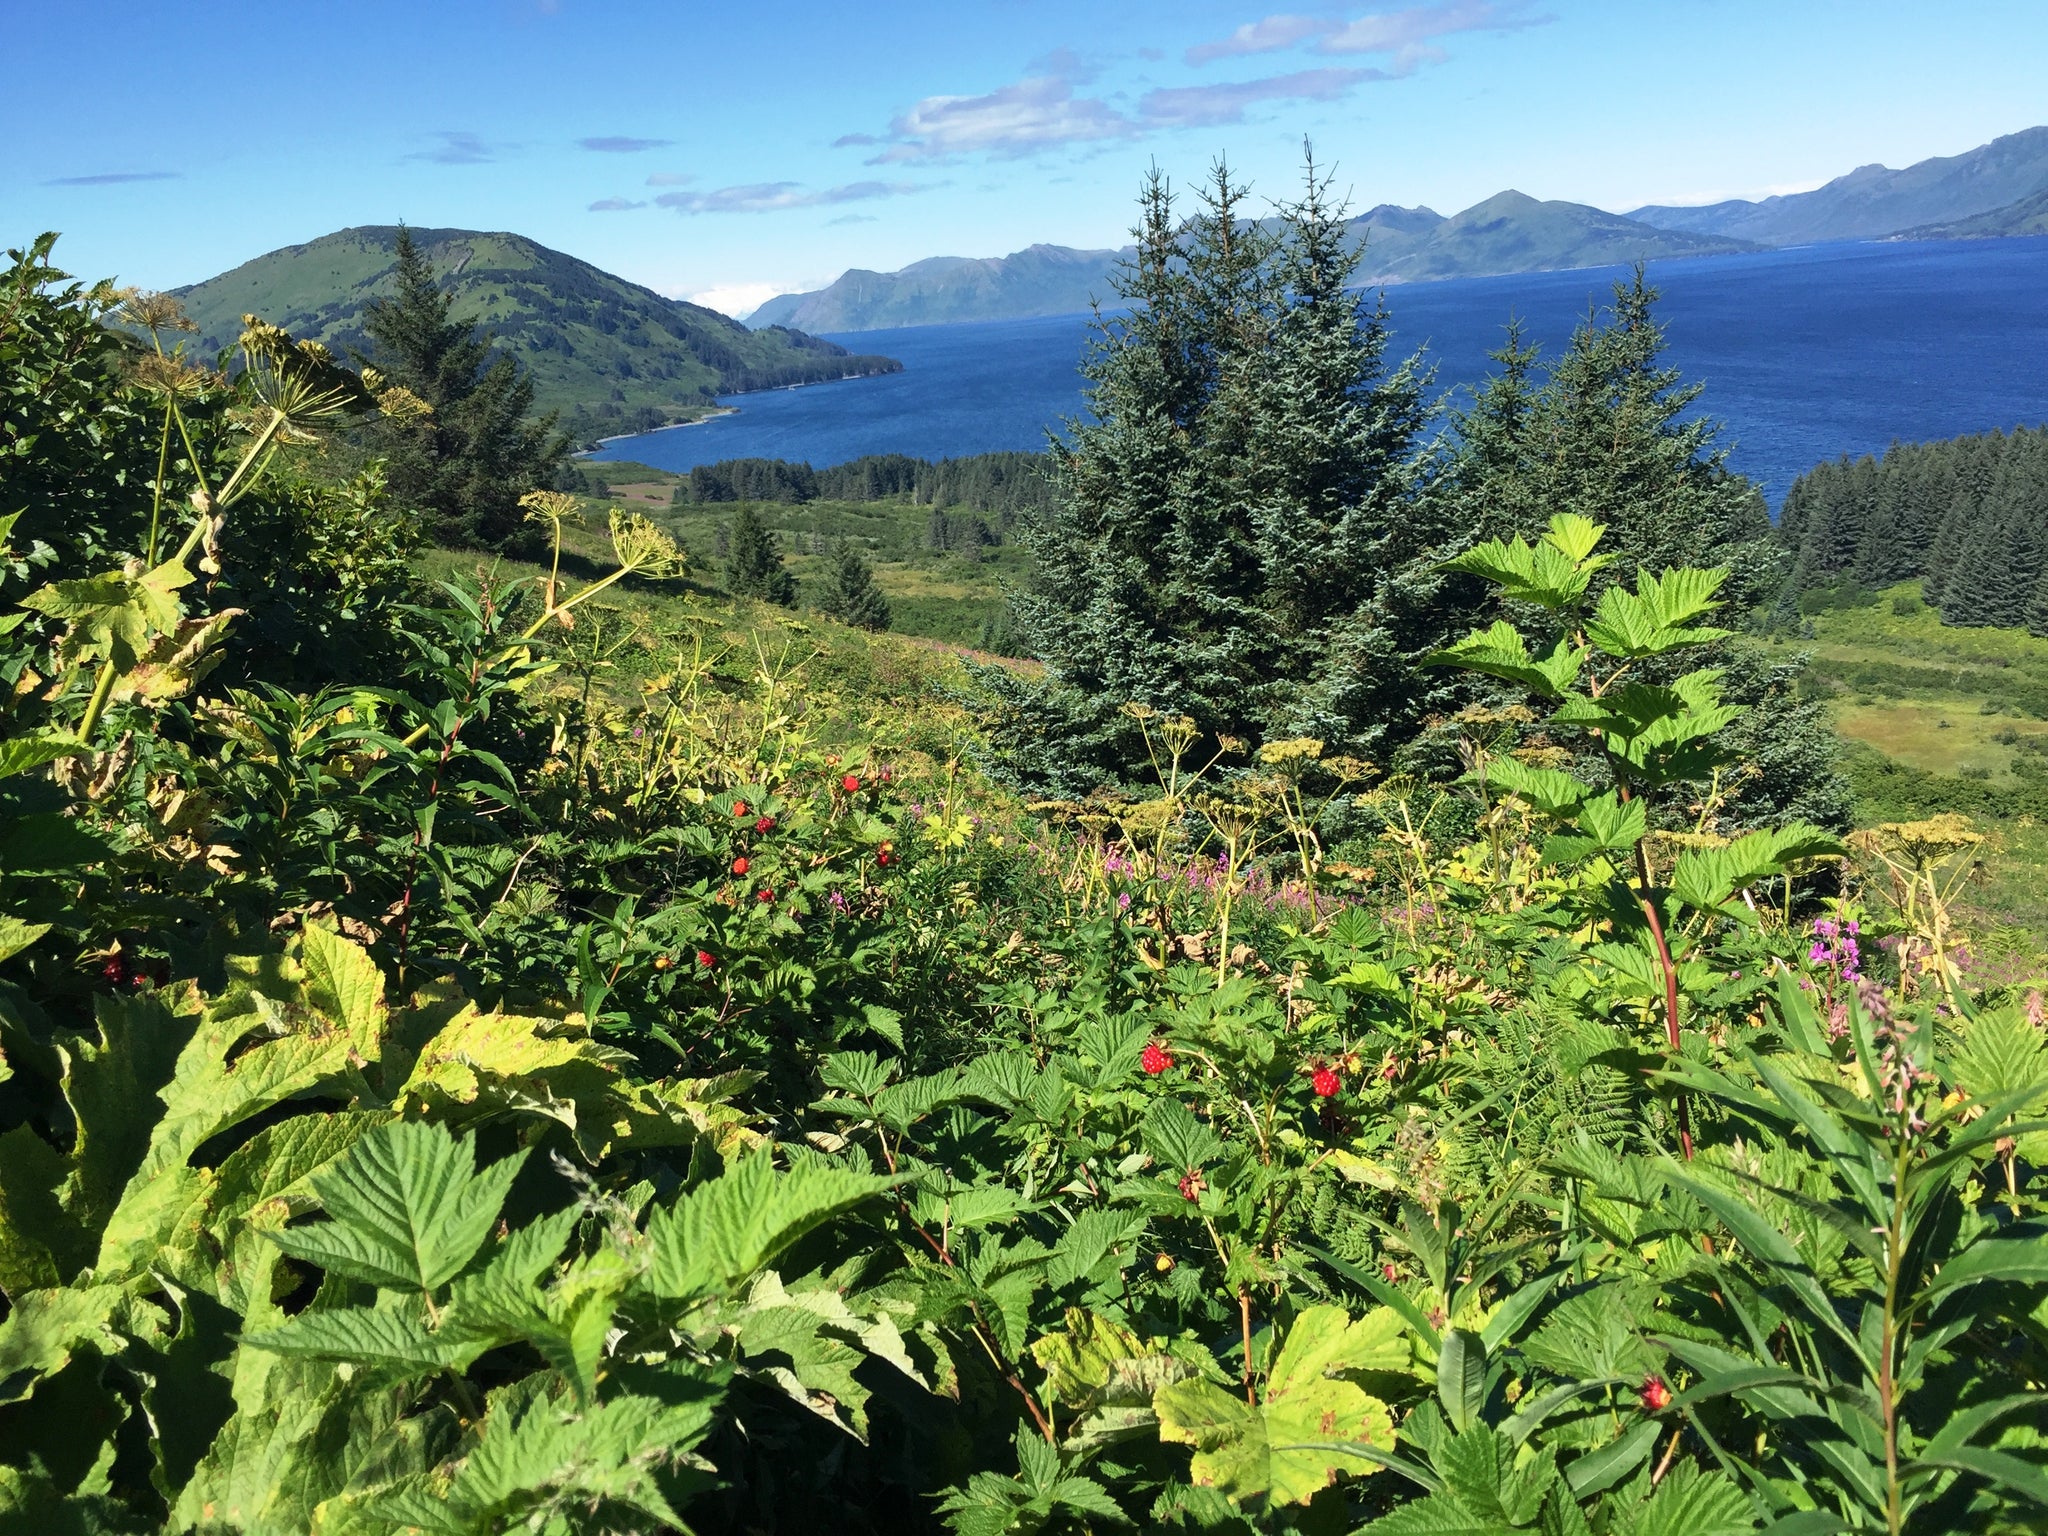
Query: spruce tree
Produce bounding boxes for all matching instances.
[724,503,796,605]
[363,227,565,552]
[817,540,891,631]
[977,154,1428,794]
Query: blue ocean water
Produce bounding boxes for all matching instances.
[595,237,2048,505]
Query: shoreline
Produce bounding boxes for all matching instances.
[587,405,738,450]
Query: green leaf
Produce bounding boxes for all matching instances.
[0,1285,124,1404]
[1924,1221,2048,1295]
[0,731,85,783]
[1156,1304,1396,1508]
[645,1152,896,1304]
[1435,1328,1487,1433]
[1424,623,1587,699]
[267,1119,525,1294]
[242,1302,482,1374]
[1484,757,1592,817]
[1143,1098,1224,1174]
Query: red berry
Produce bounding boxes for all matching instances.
[755,815,775,833]
[876,849,892,867]
[731,856,749,876]
[733,801,749,817]
[1639,1374,1671,1412]
[697,950,716,968]
[757,888,775,903]
[1382,1263,1398,1282]
[1178,1171,1203,1202]
[841,774,860,794]
[1141,1041,1173,1076]
[1311,1066,1341,1099]
[100,956,129,984]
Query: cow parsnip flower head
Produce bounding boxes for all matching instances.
[519,489,586,531]
[609,510,687,578]
[235,314,378,437]
[116,288,197,336]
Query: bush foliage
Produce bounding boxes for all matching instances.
[0,217,2042,1536]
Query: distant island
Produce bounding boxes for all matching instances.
[750,125,2048,332]
[172,226,902,442]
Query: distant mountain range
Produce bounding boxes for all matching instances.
[750,196,1754,332]
[1627,127,2048,245]
[749,126,2048,333]
[172,226,901,439]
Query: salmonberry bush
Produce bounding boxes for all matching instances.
[0,235,2042,1536]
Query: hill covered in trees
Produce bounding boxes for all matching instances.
[172,226,901,441]
[1777,423,2048,629]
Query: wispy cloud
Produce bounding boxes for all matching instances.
[578,135,673,153]
[588,197,647,211]
[654,180,925,215]
[1186,1,1546,65]
[406,131,503,165]
[857,57,1402,160]
[1140,67,1379,128]
[827,213,879,225]
[44,170,180,186]
[863,75,1134,162]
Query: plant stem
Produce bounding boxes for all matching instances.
[1625,801,1693,1160]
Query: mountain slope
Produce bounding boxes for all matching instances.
[1897,184,2048,240]
[749,196,1751,332]
[748,243,1124,332]
[1350,191,1755,281]
[1628,126,2048,245]
[173,226,901,440]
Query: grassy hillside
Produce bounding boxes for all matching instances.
[568,461,1025,648]
[172,226,901,442]
[1352,190,1756,281]
[1798,582,2048,977]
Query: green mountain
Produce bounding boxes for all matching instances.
[1349,191,1755,281]
[1896,184,2048,240]
[745,196,1751,332]
[1628,126,2048,245]
[173,226,901,441]
[746,243,1122,332]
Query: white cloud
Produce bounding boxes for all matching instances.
[686,282,790,317]
[1185,1,1547,65]
[867,75,1133,162]
[654,179,925,214]
[1140,67,1380,128]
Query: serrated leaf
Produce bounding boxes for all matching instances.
[0,731,85,783]
[646,1153,895,1304]
[1142,1098,1224,1174]
[267,1119,525,1294]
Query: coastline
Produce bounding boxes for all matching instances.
[587,405,737,450]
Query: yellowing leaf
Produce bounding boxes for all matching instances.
[1156,1305,1395,1508]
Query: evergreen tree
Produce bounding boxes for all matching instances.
[976,155,1429,795]
[816,540,891,631]
[723,502,796,605]
[363,227,565,552]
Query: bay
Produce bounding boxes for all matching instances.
[594,237,2048,504]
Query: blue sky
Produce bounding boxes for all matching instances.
[11,0,2048,314]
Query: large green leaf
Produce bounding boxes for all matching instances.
[645,1153,896,1305]
[267,1119,525,1295]
[1155,1304,1396,1508]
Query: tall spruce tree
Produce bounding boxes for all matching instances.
[816,540,891,631]
[977,155,1430,795]
[363,227,564,552]
[724,503,797,605]
[1437,276,1846,830]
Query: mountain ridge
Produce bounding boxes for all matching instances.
[1627,126,2048,245]
[747,126,2048,333]
[172,226,901,441]
[749,194,1755,332]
